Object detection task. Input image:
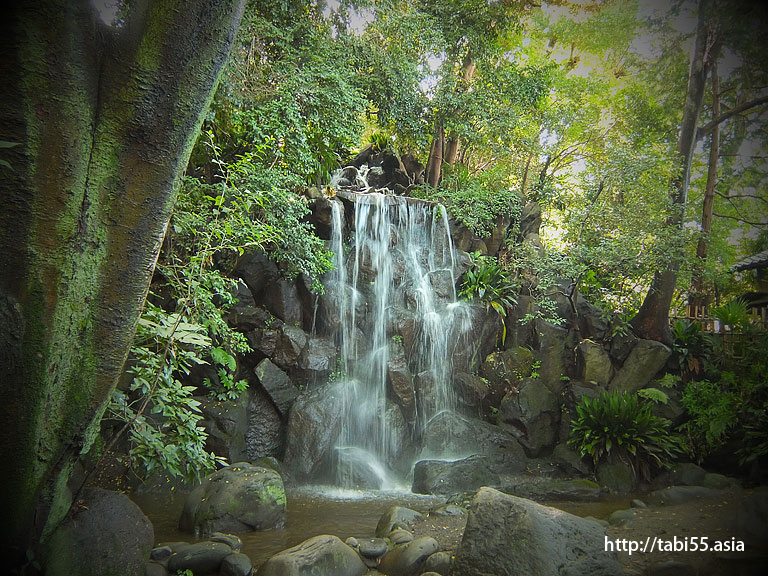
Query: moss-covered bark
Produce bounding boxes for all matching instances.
[0,0,245,565]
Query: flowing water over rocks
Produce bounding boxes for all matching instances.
[285,186,478,489]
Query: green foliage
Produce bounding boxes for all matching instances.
[712,299,749,332]
[411,165,523,236]
[459,253,517,344]
[679,377,739,463]
[671,320,712,382]
[568,390,681,481]
[108,304,227,483]
[637,388,669,405]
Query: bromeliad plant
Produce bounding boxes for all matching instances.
[568,390,682,481]
[459,253,517,344]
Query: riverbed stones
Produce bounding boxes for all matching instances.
[256,534,367,576]
[42,488,154,576]
[451,487,623,576]
[646,485,720,506]
[166,542,233,574]
[179,463,286,535]
[376,506,424,537]
[378,536,439,576]
[219,552,254,576]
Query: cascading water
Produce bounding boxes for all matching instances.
[324,191,473,489]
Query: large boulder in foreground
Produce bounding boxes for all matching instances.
[179,463,286,535]
[451,487,623,576]
[43,488,153,576]
[256,534,367,576]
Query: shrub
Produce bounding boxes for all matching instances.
[568,390,682,481]
[459,253,517,344]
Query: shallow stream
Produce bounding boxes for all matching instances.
[132,487,636,569]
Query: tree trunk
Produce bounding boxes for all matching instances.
[630,0,713,343]
[444,55,476,166]
[426,123,445,186]
[691,58,720,311]
[0,0,245,565]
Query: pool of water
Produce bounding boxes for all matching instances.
[132,486,444,568]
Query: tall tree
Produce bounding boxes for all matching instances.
[630,0,715,343]
[0,0,245,565]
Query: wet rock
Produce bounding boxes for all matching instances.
[576,339,614,385]
[423,551,452,575]
[607,508,639,527]
[631,499,647,508]
[198,395,248,463]
[431,504,466,517]
[420,410,527,472]
[226,281,260,331]
[500,477,601,502]
[256,534,367,576]
[379,536,439,576]
[650,462,706,489]
[551,443,591,476]
[151,546,173,562]
[412,455,500,495]
[646,485,720,506]
[298,336,337,379]
[209,532,242,551]
[42,488,153,576]
[498,377,559,456]
[254,358,298,417]
[388,528,414,545]
[272,324,308,369]
[246,387,283,460]
[220,552,254,576]
[451,488,622,576]
[376,506,423,537]
[387,341,416,423]
[610,339,671,393]
[179,463,286,535]
[358,538,389,559]
[284,381,345,479]
[166,541,233,574]
[262,279,303,326]
[308,197,335,239]
[235,251,279,299]
[453,371,490,416]
[596,458,637,494]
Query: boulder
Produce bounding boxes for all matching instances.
[262,279,303,326]
[284,381,345,479]
[166,541,233,574]
[519,201,542,238]
[387,341,416,423]
[575,295,610,341]
[500,477,601,502]
[256,534,366,576]
[379,536,439,576]
[451,487,623,576]
[423,551,452,575]
[575,340,614,385]
[596,458,637,494]
[646,485,720,506]
[226,281,260,331]
[419,410,527,472]
[534,320,573,395]
[376,506,424,537]
[551,443,591,476]
[412,455,500,495]
[650,462,706,489]
[42,488,154,576]
[198,395,248,463]
[610,339,671,393]
[452,371,490,416]
[246,387,284,460]
[731,489,768,547]
[298,336,337,379]
[272,324,309,370]
[234,251,279,299]
[220,552,254,576]
[254,358,298,417]
[179,463,286,535]
[497,377,559,456]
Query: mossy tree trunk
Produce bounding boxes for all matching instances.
[0,0,245,565]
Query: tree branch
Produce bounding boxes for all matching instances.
[713,212,768,226]
[697,94,768,138]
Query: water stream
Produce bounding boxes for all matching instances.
[325,192,474,488]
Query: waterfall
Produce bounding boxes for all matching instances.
[325,192,473,489]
